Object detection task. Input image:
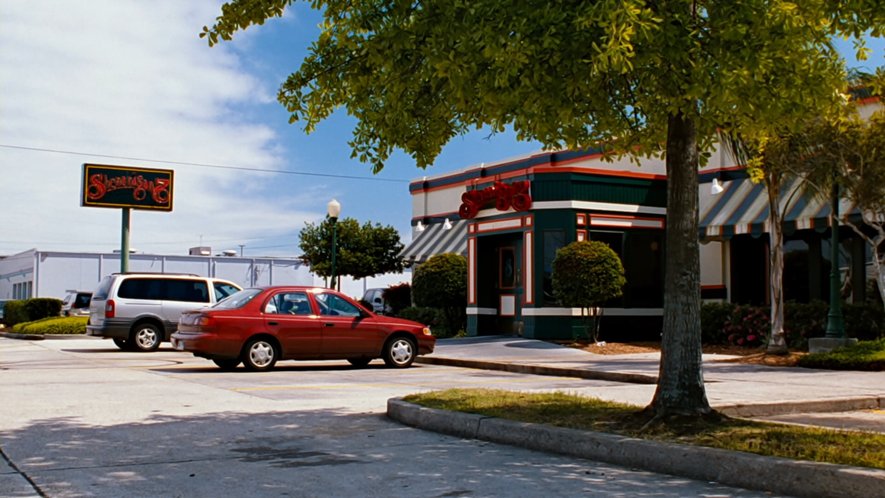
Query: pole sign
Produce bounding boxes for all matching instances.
[81,163,174,211]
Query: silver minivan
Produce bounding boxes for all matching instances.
[87,273,241,352]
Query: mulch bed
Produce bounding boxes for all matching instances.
[565,341,807,367]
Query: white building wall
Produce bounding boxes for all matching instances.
[0,250,312,300]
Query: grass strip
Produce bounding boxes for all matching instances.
[798,338,885,371]
[404,388,885,470]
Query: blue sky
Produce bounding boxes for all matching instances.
[0,1,882,258]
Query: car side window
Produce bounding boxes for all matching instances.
[264,292,312,315]
[315,293,361,317]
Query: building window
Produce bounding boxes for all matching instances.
[542,230,565,305]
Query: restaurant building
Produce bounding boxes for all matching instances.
[400,101,881,340]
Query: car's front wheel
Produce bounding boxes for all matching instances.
[212,358,240,371]
[383,336,416,368]
[242,338,278,372]
[130,323,161,352]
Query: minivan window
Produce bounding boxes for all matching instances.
[93,276,114,300]
[165,280,210,302]
[214,283,240,302]
[117,278,209,302]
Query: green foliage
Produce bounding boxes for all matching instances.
[11,316,88,335]
[412,254,467,336]
[397,307,446,336]
[406,388,885,469]
[798,338,885,371]
[383,283,412,316]
[700,301,883,349]
[3,298,63,326]
[552,241,625,342]
[299,217,405,281]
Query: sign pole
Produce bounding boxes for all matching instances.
[121,207,130,273]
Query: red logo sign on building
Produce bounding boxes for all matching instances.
[459,180,532,219]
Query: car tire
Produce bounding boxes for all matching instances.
[212,358,240,371]
[130,323,162,352]
[112,338,130,351]
[383,336,416,368]
[347,358,371,368]
[242,338,278,372]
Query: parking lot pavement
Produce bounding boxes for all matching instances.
[0,336,785,498]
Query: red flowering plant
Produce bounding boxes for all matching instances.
[723,305,769,347]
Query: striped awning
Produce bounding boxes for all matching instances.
[699,177,859,240]
[399,220,468,265]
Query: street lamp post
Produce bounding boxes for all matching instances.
[327,199,341,290]
[824,181,845,338]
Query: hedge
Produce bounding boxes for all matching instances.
[11,316,88,335]
[3,298,63,326]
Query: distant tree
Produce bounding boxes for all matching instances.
[552,241,626,343]
[412,254,467,336]
[204,0,883,418]
[299,217,405,285]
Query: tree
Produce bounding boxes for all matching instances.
[299,217,405,283]
[204,1,882,418]
[412,253,467,336]
[552,241,626,343]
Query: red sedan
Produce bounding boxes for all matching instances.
[171,286,435,371]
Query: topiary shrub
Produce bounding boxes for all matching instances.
[412,253,467,337]
[552,240,625,342]
[383,283,412,316]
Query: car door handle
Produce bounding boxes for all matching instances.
[324,322,335,327]
[268,321,278,326]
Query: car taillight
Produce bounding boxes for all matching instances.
[105,300,115,319]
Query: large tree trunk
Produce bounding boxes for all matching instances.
[767,179,788,354]
[648,111,712,416]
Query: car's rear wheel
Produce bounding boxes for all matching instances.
[347,358,371,368]
[112,338,129,351]
[383,336,416,368]
[242,338,278,372]
[212,358,240,371]
[130,323,162,352]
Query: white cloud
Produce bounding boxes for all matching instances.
[0,0,323,256]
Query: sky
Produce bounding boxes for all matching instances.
[1,1,882,259]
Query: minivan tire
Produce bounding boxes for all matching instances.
[130,323,162,352]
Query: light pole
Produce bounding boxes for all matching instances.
[327,199,341,290]
[824,181,845,338]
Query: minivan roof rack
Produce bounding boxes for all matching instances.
[111,272,200,276]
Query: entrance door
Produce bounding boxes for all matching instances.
[475,233,523,335]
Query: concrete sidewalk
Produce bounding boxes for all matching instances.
[393,336,885,498]
[417,336,885,417]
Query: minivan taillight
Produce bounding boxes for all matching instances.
[105,299,115,319]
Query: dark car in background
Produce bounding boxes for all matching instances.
[61,290,92,317]
[172,286,435,371]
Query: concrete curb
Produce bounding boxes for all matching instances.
[0,332,89,341]
[718,397,885,418]
[416,356,659,384]
[388,398,885,498]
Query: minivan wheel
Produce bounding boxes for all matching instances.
[131,323,162,352]
[242,338,278,372]
[112,338,130,351]
[383,337,416,368]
